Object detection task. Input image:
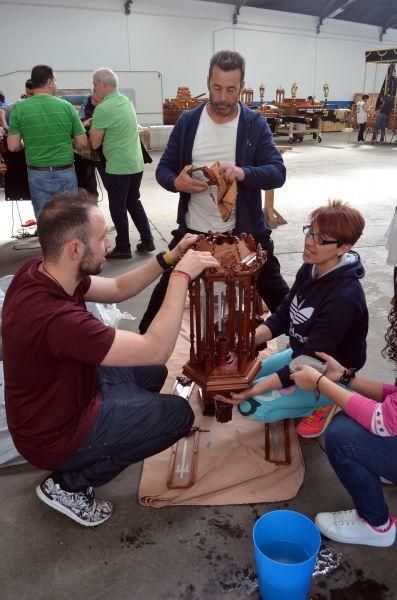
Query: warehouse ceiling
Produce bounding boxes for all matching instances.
[197,0,397,39]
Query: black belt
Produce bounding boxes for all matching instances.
[28,163,73,171]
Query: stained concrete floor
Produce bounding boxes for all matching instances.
[1,132,397,600]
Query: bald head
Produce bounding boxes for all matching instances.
[93,68,118,99]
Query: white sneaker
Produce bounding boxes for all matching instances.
[315,509,396,547]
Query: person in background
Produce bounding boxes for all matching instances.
[79,92,101,127]
[7,65,88,217]
[0,79,34,132]
[2,190,218,527]
[214,200,368,439]
[356,94,370,143]
[0,91,9,111]
[371,94,394,144]
[89,68,155,259]
[20,79,34,100]
[0,91,9,131]
[139,49,288,334]
[291,297,397,548]
[306,96,319,140]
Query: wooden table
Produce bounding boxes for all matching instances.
[264,146,293,228]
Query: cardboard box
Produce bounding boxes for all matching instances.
[321,121,345,132]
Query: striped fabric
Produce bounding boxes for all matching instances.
[9,95,85,167]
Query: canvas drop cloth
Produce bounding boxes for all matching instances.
[139,307,305,507]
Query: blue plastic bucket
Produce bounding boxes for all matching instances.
[253,510,321,600]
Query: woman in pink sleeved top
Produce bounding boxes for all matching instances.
[291,306,397,548]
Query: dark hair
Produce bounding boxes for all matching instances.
[310,199,365,246]
[383,306,397,366]
[0,91,5,103]
[37,190,97,260]
[209,50,245,81]
[307,95,314,102]
[31,65,54,88]
[25,79,33,90]
[362,94,369,100]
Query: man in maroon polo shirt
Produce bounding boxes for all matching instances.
[2,191,218,527]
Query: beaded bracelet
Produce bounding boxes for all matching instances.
[170,269,192,284]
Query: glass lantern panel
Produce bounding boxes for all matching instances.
[198,277,206,345]
[213,282,227,336]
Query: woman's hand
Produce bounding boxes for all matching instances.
[315,352,345,382]
[290,365,321,391]
[214,388,253,406]
[255,323,273,345]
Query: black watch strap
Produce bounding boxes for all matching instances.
[156,252,173,271]
[340,368,356,386]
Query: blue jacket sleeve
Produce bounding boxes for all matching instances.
[242,117,286,191]
[155,116,184,192]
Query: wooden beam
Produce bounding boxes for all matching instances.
[317,0,359,34]
[233,0,247,25]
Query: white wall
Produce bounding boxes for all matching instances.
[1,0,396,107]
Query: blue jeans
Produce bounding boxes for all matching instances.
[238,349,333,422]
[325,412,397,526]
[371,113,388,142]
[28,166,78,218]
[105,172,153,252]
[55,365,194,491]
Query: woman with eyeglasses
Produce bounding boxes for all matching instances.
[215,199,368,439]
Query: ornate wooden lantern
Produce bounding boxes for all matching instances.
[182,232,267,423]
[259,82,265,104]
[323,82,329,102]
[240,87,254,105]
[276,86,285,104]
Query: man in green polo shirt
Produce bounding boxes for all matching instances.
[7,64,88,218]
[89,68,154,259]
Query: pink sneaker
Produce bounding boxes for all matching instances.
[296,405,337,438]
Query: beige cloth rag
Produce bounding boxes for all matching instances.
[192,162,237,222]
[138,306,305,507]
[208,162,237,222]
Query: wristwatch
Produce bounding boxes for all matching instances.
[339,367,356,386]
[156,252,173,271]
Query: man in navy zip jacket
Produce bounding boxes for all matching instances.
[139,50,288,333]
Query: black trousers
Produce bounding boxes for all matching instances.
[105,172,153,252]
[139,228,289,334]
[358,123,366,142]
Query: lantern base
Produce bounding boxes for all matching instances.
[183,358,261,419]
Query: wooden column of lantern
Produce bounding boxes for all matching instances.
[182,232,267,423]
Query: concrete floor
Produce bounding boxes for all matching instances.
[1,132,396,600]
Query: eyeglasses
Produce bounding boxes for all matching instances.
[303,225,338,245]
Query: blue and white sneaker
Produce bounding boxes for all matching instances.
[36,474,113,527]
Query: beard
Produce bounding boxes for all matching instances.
[209,92,237,116]
[78,245,103,279]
